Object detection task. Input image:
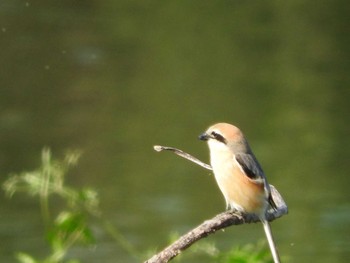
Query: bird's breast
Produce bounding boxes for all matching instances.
[210,153,266,215]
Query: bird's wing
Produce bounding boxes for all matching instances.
[235,153,265,181]
[235,153,277,210]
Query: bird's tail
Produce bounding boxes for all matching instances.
[262,219,280,263]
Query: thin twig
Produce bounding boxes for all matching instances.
[153,145,212,170]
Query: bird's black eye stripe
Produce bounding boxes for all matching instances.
[211,131,227,144]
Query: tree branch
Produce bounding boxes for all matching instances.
[145,145,288,263]
[153,145,212,171]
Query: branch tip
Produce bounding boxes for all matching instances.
[153,145,163,152]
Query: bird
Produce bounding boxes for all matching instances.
[199,122,280,263]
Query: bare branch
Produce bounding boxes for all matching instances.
[153,145,212,170]
[144,193,287,263]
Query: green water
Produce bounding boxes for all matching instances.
[0,1,349,262]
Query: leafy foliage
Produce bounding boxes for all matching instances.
[3,148,98,263]
[215,241,273,263]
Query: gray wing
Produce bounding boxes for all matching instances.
[235,153,265,181]
[235,153,277,210]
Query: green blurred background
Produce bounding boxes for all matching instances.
[0,0,349,262]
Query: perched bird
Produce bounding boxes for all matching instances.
[199,123,280,263]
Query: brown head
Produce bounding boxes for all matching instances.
[199,123,251,154]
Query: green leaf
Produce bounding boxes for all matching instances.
[216,240,273,263]
[48,211,94,246]
[15,252,37,263]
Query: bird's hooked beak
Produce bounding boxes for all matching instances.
[199,132,210,141]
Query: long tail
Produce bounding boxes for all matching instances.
[262,219,280,263]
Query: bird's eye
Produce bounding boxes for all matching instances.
[211,131,218,137]
[211,131,227,144]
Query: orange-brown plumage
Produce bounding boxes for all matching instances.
[199,122,280,262]
[199,122,270,216]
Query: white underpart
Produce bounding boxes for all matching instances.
[207,139,244,211]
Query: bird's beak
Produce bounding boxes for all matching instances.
[199,132,210,141]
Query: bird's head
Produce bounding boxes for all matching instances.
[199,123,249,154]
